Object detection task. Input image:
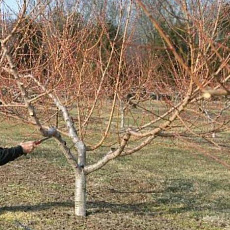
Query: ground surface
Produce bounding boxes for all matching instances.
[0,121,230,230]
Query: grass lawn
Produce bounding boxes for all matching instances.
[0,120,230,229]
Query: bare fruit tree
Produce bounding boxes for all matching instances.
[0,0,229,217]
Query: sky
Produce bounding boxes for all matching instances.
[3,0,20,12]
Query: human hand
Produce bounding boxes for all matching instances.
[20,141,36,154]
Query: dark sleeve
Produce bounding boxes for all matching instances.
[0,146,24,166]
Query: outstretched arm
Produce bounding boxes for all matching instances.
[0,141,35,166]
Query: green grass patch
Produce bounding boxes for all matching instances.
[0,119,230,229]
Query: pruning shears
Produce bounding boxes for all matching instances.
[35,137,50,145]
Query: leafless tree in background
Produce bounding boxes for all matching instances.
[0,0,229,217]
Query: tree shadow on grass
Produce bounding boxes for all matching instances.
[0,201,74,214]
[0,200,177,217]
[87,178,230,216]
[87,198,198,216]
[1,178,230,217]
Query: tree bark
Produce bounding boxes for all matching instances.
[120,100,125,129]
[75,140,87,217]
[75,167,86,217]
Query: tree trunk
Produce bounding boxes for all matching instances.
[75,140,87,217]
[120,100,125,129]
[75,167,86,217]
